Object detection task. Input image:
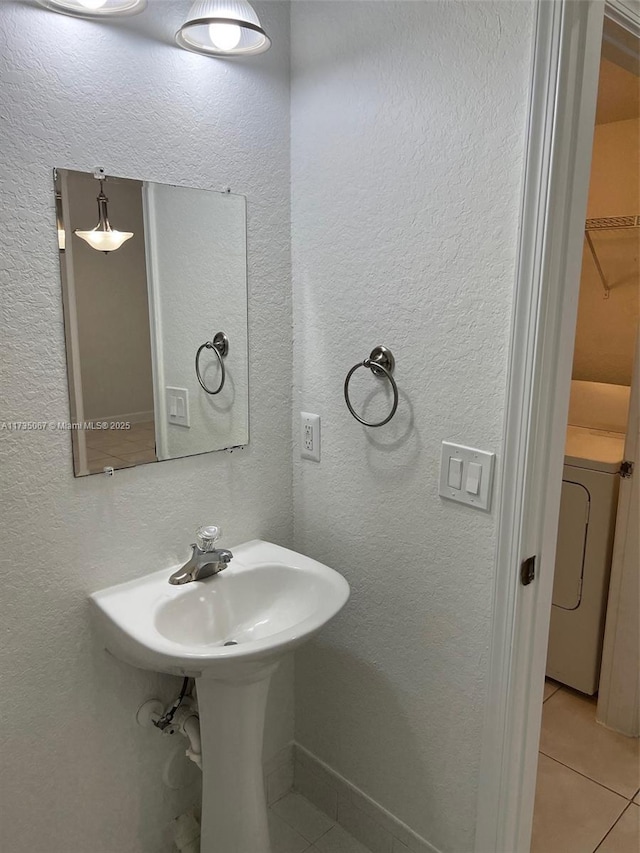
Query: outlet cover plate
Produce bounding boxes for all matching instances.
[300,412,320,462]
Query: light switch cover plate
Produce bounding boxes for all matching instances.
[166,386,190,428]
[439,441,495,510]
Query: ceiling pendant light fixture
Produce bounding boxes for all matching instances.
[176,0,271,58]
[74,180,133,254]
[37,0,146,19]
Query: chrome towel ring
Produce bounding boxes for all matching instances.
[195,331,229,395]
[344,345,398,427]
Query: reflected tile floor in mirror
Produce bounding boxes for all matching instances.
[532,680,640,853]
[84,421,157,473]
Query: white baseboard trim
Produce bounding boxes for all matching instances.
[293,744,441,853]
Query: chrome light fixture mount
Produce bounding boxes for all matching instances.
[37,0,147,19]
[74,172,133,254]
[176,0,271,58]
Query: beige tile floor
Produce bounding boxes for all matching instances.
[84,420,157,473]
[269,792,372,853]
[532,680,640,853]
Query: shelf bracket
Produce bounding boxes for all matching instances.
[585,230,610,299]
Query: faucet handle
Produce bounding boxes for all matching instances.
[195,525,222,552]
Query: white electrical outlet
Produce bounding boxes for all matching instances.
[300,412,320,462]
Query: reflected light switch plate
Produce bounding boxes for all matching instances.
[166,387,190,428]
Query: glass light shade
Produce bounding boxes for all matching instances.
[75,228,134,252]
[74,185,133,254]
[176,0,270,57]
[37,0,146,18]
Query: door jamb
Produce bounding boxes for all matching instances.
[474,1,607,850]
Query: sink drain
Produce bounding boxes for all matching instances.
[223,640,238,646]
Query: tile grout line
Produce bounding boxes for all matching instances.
[543,686,566,706]
[294,756,425,853]
[591,801,636,853]
[270,789,292,808]
[312,823,335,844]
[538,750,638,801]
[269,793,338,850]
[542,686,560,703]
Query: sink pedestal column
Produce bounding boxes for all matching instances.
[196,664,278,853]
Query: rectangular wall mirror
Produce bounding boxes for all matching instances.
[54,168,249,477]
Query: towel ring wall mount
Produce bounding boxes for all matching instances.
[344,345,398,427]
[195,331,229,395]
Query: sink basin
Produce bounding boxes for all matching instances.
[90,539,349,853]
[90,539,349,679]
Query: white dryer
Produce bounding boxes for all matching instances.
[546,381,630,695]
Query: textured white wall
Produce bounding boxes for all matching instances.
[291,2,534,851]
[0,2,292,852]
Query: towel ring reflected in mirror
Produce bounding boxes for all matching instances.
[344,345,398,427]
[196,331,229,395]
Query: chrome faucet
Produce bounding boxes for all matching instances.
[169,525,233,585]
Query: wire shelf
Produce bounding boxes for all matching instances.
[584,214,639,298]
[586,215,640,231]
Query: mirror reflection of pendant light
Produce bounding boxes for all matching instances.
[37,0,146,18]
[176,0,271,58]
[74,180,133,254]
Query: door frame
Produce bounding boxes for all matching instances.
[474,1,639,851]
[597,335,639,735]
[58,169,89,476]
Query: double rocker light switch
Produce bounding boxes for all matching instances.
[439,442,495,511]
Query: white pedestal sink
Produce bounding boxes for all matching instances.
[90,540,350,853]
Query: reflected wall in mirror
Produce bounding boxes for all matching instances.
[55,169,249,477]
